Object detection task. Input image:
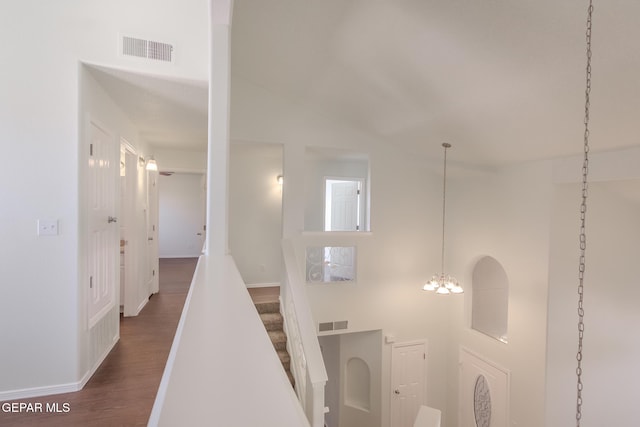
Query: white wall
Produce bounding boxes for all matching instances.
[0,0,208,398]
[232,71,640,427]
[319,334,341,427]
[151,147,207,173]
[339,330,382,427]
[446,161,554,427]
[229,142,283,284]
[304,150,369,232]
[546,180,640,426]
[159,173,206,258]
[80,64,159,374]
[446,148,640,427]
[231,75,453,426]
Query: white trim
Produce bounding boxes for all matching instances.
[149,256,201,426]
[0,382,81,403]
[161,255,203,259]
[120,137,137,155]
[246,282,280,289]
[0,334,119,402]
[135,296,150,316]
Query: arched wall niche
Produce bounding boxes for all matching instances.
[345,356,371,411]
[471,256,509,343]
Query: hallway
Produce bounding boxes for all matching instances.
[0,258,197,427]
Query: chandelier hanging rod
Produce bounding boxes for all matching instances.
[423,142,463,295]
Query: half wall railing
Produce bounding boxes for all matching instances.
[281,238,328,427]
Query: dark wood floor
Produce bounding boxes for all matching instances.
[0,258,197,427]
[247,285,280,304]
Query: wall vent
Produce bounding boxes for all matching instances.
[318,320,349,332]
[334,320,348,330]
[121,36,174,63]
[319,322,334,332]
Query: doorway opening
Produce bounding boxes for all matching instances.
[319,330,382,427]
[80,62,208,385]
[158,172,207,258]
[324,178,365,232]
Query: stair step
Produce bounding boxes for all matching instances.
[286,368,295,387]
[255,300,280,314]
[277,349,291,368]
[268,330,287,351]
[260,312,284,331]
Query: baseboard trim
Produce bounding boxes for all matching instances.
[135,296,150,316]
[0,334,119,402]
[159,255,202,259]
[246,282,280,289]
[0,381,82,403]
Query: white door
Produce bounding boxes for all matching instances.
[325,179,362,231]
[120,142,139,315]
[459,348,509,427]
[87,120,118,327]
[391,342,427,427]
[147,170,159,294]
[158,173,206,258]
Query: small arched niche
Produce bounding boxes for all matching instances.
[472,256,509,343]
[345,357,371,411]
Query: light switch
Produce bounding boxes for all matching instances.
[38,219,59,236]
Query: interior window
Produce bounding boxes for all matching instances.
[304,147,370,232]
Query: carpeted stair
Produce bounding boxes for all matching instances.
[254,299,295,387]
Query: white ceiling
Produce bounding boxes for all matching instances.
[231,0,640,166]
[87,65,208,151]
[88,1,640,167]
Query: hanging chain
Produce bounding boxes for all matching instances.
[576,1,594,425]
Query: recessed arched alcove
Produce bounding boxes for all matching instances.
[345,356,371,411]
[471,256,509,343]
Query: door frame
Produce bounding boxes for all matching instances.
[120,139,139,316]
[390,339,428,427]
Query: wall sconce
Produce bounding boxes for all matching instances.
[146,156,158,171]
[277,175,284,185]
[138,156,145,167]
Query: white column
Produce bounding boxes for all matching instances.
[207,0,233,257]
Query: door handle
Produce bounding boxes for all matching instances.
[108,216,118,223]
[394,389,400,395]
[196,233,203,236]
[148,237,154,241]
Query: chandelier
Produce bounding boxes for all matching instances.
[423,143,463,295]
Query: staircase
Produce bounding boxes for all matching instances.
[250,288,295,387]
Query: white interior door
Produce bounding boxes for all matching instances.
[325,179,362,231]
[121,143,139,315]
[158,173,206,258]
[147,170,159,294]
[87,120,118,327]
[459,348,509,427]
[391,341,427,427]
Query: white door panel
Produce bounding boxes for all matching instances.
[459,348,510,427]
[391,342,427,427]
[88,121,118,327]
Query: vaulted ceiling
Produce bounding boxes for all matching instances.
[89,1,640,168]
[231,0,640,166]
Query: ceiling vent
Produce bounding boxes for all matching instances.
[121,35,174,63]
